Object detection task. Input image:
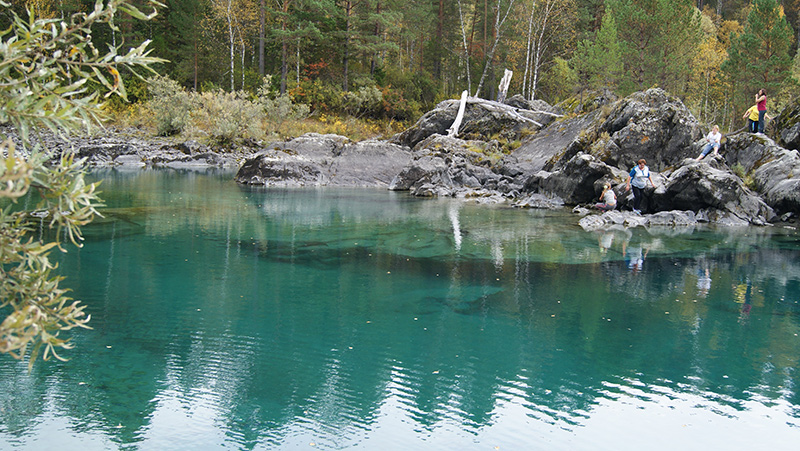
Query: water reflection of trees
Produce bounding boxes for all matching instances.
[3,171,800,447]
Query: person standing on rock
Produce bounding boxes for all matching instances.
[755,88,767,134]
[626,159,653,215]
[696,125,722,161]
[743,104,760,133]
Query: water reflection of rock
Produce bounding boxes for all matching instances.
[7,179,800,446]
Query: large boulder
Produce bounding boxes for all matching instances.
[556,88,619,115]
[507,109,601,174]
[654,160,774,224]
[506,88,702,204]
[772,95,800,149]
[523,153,619,204]
[390,97,555,149]
[235,155,327,186]
[388,134,518,196]
[575,88,702,171]
[723,133,800,214]
[235,133,412,187]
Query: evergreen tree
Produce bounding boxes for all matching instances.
[158,0,211,91]
[572,5,622,91]
[723,0,794,108]
[607,0,701,95]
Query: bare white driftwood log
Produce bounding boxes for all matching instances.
[447,90,469,137]
[446,91,564,138]
[497,69,513,103]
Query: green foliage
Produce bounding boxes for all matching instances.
[104,74,151,112]
[608,0,701,95]
[197,90,266,144]
[290,79,345,114]
[572,6,623,91]
[261,96,311,127]
[258,78,311,132]
[141,75,311,141]
[288,77,421,121]
[147,75,194,136]
[541,57,578,103]
[732,163,756,189]
[0,0,164,368]
[723,0,795,114]
[343,86,384,117]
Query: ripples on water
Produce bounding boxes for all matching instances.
[1,169,800,450]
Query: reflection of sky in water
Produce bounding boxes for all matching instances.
[1,169,800,449]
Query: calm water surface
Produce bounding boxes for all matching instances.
[2,169,800,450]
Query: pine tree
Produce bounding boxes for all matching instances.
[607,0,701,95]
[572,5,622,91]
[723,0,794,108]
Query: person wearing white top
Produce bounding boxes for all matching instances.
[626,159,654,214]
[696,125,722,161]
[595,182,617,211]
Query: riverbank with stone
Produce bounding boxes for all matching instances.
[11,88,800,230]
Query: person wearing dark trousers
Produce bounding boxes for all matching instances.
[755,88,767,134]
[743,104,759,133]
[625,159,654,215]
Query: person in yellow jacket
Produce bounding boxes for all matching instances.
[743,105,759,133]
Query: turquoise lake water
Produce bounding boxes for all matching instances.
[2,169,800,450]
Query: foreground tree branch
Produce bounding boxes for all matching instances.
[0,0,165,369]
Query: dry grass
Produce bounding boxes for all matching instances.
[107,104,409,144]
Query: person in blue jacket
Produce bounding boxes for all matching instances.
[625,159,654,214]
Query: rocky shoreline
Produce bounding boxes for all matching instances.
[15,88,800,230]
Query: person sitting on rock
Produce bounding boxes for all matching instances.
[696,125,722,161]
[595,182,617,211]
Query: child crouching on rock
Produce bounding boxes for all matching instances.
[595,183,617,211]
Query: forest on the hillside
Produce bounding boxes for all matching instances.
[5,0,800,131]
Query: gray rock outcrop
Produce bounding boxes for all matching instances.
[230,87,800,225]
[13,85,800,228]
[390,96,558,149]
[655,160,774,225]
[235,134,412,187]
[722,133,800,215]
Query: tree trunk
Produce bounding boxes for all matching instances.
[240,29,246,90]
[457,0,472,93]
[497,69,512,103]
[281,40,288,94]
[193,39,198,91]
[343,0,352,91]
[259,0,265,77]
[227,0,234,91]
[447,90,470,137]
[434,0,444,80]
[371,1,382,75]
[530,1,550,100]
[280,0,291,94]
[522,1,536,99]
[297,35,301,85]
[474,0,516,98]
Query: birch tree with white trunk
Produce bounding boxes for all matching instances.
[474,0,516,98]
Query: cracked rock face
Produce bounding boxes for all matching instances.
[234,135,412,187]
[231,88,799,224]
[13,87,800,226]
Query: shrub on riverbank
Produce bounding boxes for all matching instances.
[113,75,408,144]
